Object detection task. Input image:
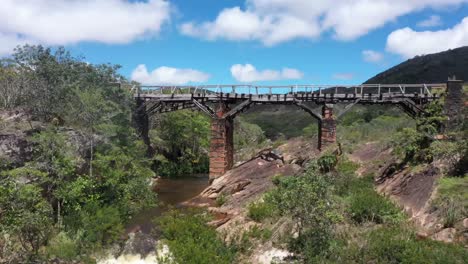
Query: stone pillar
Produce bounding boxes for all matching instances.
[318,104,336,151]
[133,98,154,156]
[444,79,464,130]
[209,103,234,182]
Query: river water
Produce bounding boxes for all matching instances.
[125,176,210,234]
[98,176,209,264]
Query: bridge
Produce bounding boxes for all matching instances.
[133,80,463,181]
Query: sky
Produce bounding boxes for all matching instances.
[1,0,468,85]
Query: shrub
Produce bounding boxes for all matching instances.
[317,154,337,173]
[363,226,468,264]
[79,205,124,247]
[247,200,275,222]
[333,159,360,196]
[215,193,227,206]
[46,232,79,261]
[432,176,468,227]
[156,210,236,264]
[265,169,335,260]
[348,189,403,224]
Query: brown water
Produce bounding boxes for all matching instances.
[125,176,209,234]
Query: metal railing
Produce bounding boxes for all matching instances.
[135,83,446,96]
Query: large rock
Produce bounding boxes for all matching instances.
[0,133,34,168]
[432,228,457,243]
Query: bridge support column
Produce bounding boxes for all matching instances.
[444,79,464,130]
[318,104,336,151]
[209,103,234,182]
[133,98,154,156]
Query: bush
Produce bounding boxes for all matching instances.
[265,169,336,260]
[317,154,338,173]
[216,193,227,207]
[46,232,79,261]
[348,188,403,224]
[79,205,124,248]
[156,209,236,264]
[333,159,360,196]
[432,176,468,227]
[326,226,468,264]
[247,200,275,222]
[363,226,467,264]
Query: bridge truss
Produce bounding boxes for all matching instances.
[133,82,448,180]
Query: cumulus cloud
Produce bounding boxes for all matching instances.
[362,50,384,63]
[332,73,354,80]
[230,64,303,82]
[417,15,443,28]
[0,0,171,56]
[180,0,468,45]
[131,65,210,85]
[386,16,468,58]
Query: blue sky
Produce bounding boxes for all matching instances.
[1,0,468,85]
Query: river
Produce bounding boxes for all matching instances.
[125,176,209,234]
[98,176,209,264]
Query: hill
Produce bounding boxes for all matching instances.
[365,46,468,84]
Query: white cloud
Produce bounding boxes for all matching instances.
[0,0,171,56]
[230,64,303,82]
[131,65,210,85]
[386,16,468,58]
[417,15,443,28]
[362,50,384,63]
[332,73,354,80]
[180,0,468,45]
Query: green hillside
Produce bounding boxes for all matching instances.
[365,46,468,84]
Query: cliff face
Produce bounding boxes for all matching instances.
[0,110,93,173]
[365,46,468,84]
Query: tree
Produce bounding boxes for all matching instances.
[0,168,54,259]
[265,168,335,261]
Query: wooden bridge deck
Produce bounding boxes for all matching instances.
[134,83,444,117]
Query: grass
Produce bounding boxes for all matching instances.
[331,225,468,264]
[216,193,228,207]
[432,176,468,227]
[338,114,415,151]
[247,200,276,222]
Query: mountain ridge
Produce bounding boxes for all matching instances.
[365,46,468,84]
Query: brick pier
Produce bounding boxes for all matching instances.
[318,104,336,151]
[209,103,234,182]
[444,79,464,130]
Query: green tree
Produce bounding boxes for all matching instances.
[265,168,335,261]
[156,210,236,264]
[151,110,210,177]
[0,168,54,258]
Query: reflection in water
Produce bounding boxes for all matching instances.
[125,176,209,234]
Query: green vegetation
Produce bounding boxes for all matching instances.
[392,101,446,163]
[347,177,403,224]
[332,225,468,264]
[0,45,155,262]
[265,168,336,261]
[215,192,228,206]
[247,200,276,222]
[432,176,468,227]
[243,105,315,139]
[256,157,466,263]
[151,110,211,177]
[338,105,414,150]
[365,46,468,84]
[156,210,237,264]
